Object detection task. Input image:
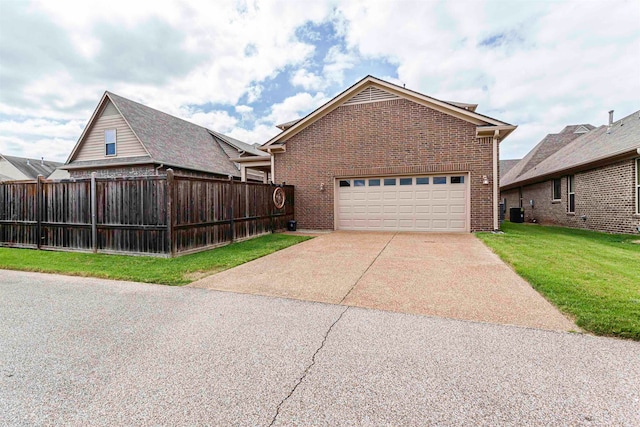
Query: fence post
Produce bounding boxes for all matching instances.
[166,169,175,257]
[91,172,97,253]
[229,176,235,242]
[36,174,43,249]
[269,182,274,234]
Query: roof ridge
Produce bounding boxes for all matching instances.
[502,109,640,188]
[107,91,229,137]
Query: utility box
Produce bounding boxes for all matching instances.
[287,220,297,231]
[509,207,524,223]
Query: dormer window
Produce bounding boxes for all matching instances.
[105,129,116,156]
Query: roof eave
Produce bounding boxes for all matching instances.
[500,147,640,191]
[476,125,518,141]
[262,75,513,147]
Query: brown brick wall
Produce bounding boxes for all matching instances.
[69,165,234,179]
[274,98,496,231]
[501,159,640,234]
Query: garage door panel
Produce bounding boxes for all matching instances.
[449,220,466,230]
[450,190,465,199]
[337,174,468,232]
[432,190,448,200]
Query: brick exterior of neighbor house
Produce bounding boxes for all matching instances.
[500,110,640,235]
[274,98,498,231]
[501,159,640,234]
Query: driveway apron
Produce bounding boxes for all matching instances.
[190,231,577,331]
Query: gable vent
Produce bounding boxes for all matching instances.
[343,86,400,106]
[574,125,590,134]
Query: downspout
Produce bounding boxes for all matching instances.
[155,163,164,176]
[267,148,275,183]
[493,130,499,231]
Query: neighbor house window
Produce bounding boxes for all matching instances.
[105,129,116,156]
[568,175,575,213]
[553,178,561,201]
[636,159,640,214]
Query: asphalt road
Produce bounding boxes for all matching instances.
[1,270,639,426]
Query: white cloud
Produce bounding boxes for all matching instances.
[291,69,326,91]
[322,45,357,86]
[178,109,239,134]
[264,92,329,125]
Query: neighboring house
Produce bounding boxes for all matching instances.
[0,154,68,181]
[500,110,640,234]
[61,92,269,180]
[254,75,516,232]
[499,159,521,179]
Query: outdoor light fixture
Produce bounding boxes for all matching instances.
[320,183,325,191]
[482,175,489,185]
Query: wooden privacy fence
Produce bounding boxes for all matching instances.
[0,169,294,257]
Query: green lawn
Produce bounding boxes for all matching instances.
[477,222,640,340]
[0,234,311,286]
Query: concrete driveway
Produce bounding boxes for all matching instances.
[2,271,638,426]
[191,232,577,331]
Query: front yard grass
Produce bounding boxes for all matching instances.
[477,222,640,340]
[0,233,311,286]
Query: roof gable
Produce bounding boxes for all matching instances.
[342,86,400,106]
[262,75,515,148]
[67,92,255,177]
[500,124,594,186]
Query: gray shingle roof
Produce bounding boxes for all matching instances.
[105,92,243,177]
[1,154,64,179]
[209,130,267,157]
[499,159,521,178]
[500,124,595,187]
[501,111,640,188]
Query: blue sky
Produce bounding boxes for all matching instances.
[0,0,638,162]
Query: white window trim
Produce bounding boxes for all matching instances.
[552,178,561,201]
[568,175,575,213]
[105,129,117,157]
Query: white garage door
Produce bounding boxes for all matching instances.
[336,175,468,232]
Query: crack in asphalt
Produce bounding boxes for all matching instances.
[268,233,397,425]
[338,232,397,305]
[267,306,350,427]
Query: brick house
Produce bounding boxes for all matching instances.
[500,110,640,234]
[255,76,516,232]
[62,92,269,180]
